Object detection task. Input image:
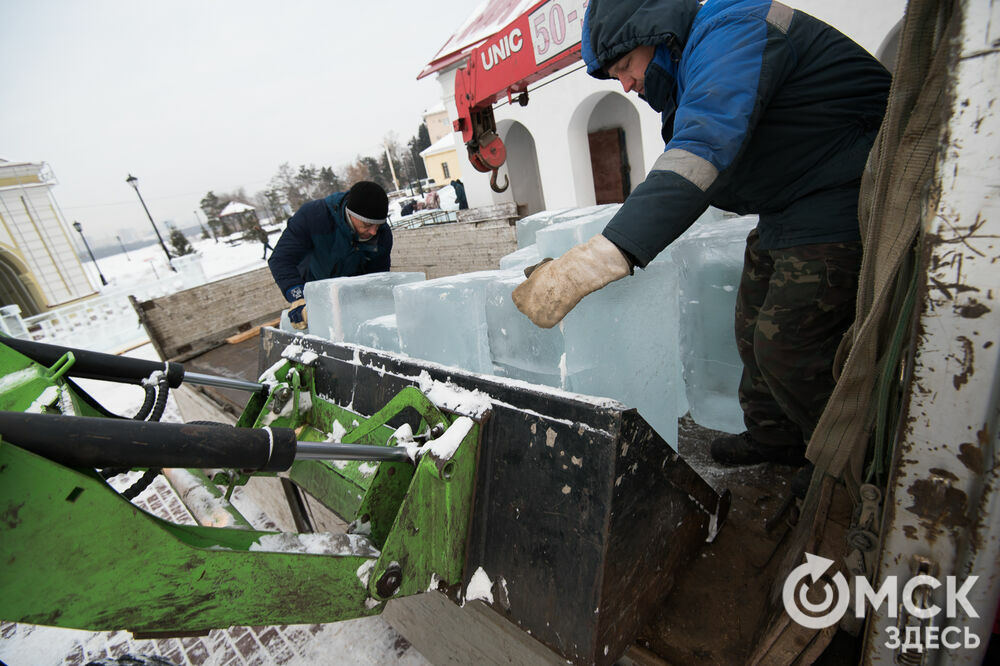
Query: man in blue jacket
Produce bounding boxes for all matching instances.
[514,0,890,477]
[268,180,393,328]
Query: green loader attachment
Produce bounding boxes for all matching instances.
[0,330,728,665]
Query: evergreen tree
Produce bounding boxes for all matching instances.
[318,166,343,194]
[167,224,195,256]
[199,191,225,239]
[360,155,390,190]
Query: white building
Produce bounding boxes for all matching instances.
[0,160,96,315]
[418,0,907,215]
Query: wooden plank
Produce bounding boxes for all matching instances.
[456,202,519,224]
[384,593,567,666]
[224,318,280,345]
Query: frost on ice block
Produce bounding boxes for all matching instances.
[304,272,424,344]
[534,204,621,260]
[394,270,517,374]
[669,213,758,434]
[354,314,401,354]
[485,273,565,387]
[514,208,571,248]
[561,256,682,447]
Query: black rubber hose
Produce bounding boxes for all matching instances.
[146,376,170,422]
[0,336,184,387]
[121,469,162,500]
[132,383,157,421]
[0,412,297,472]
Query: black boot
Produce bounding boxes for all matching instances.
[709,431,807,467]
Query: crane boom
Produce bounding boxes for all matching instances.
[453,0,588,191]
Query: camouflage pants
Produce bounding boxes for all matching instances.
[735,229,862,450]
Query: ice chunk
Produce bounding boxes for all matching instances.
[485,273,564,387]
[515,208,572,248]
[669,213,758,433]
[499,245,541,271]
[355,314,402,354]
[304,272,424,343]
[395,270,518,374]
[534,204,621,259]
[279,308,305,335]
[561,256,682,447]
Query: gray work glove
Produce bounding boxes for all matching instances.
[512,234,632,328]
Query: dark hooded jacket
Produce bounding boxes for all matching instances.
[268,191,392,299]
[582,0,890,266]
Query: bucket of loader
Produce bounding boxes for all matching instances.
[257,328,728,666]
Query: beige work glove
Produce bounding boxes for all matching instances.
[288,298,309,330]
[512,234,631,328]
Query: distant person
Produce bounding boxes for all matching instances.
[424,189,440,210]
[268,181,392,329]
[250,223,274,260]
[451,179,469,210]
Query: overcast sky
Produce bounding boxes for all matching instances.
[1,0,474,243]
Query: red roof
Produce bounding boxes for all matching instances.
[417,0,540,80]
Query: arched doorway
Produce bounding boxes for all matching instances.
[496,120,545,216]
[567,92,646,206]
[0,250,42,316]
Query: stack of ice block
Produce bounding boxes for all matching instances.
[485,273,565,387]
[560,256,682,447]
[534,205,622,259]
[394,270,519,374]
[669,214,758,434]
[304,272,425,344]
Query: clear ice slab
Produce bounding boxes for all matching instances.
[499,245,541,271]
[394,270,518,374]
[515,208,571,248]
[304,272,424,344]
[669,213,758,434]
[560,256,682,447]
[534,204,621,259]
[485,273,565,387]
[355,314,401,354]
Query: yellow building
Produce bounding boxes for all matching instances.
[420,134,462,186]
[0,160,96,315]
[420,104,461,186]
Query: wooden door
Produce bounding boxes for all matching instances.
[588,128,630,204]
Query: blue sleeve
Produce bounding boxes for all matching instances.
[268,209,313,299]
[603,12,795,266]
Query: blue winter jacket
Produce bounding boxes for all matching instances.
[268,192,392,300]
[582,0,891,266]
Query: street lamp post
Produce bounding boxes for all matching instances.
[72,221,108,286]
[116,234,132,261]
[125,173,175,271]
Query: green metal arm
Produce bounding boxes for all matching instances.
[0,349,483,634]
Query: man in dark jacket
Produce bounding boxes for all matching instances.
[268,181,392,328]
[513,0,890,475]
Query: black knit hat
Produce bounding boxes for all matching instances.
[345,181,389,224]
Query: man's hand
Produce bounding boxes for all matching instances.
[288,299,308,330]
[512,234,632,328]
